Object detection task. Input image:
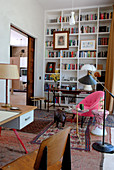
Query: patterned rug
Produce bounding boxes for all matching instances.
[31,117,92,151]
[105,114,114,127]
[20,119,52,134]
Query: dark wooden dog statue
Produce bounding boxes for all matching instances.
[54,109,66,127]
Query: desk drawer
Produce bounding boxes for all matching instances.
[2,110,34,130]
[20,111,34,129]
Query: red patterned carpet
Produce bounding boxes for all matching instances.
[0,109,112,169]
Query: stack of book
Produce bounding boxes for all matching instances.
[98,51,107,57]
[79,51,96,58]
[80,13,97,21]
[47,51,60,58]
[62,27,79,34]
[62,63,77,70]
[46,28,60,35]
[45,41,53,47]
[62,51,78,58]
[69,40,78,46]
[98,38,109,45]
[81,26,96,33]
[99,12,113,19]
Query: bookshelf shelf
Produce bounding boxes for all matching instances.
[98,32,110,35]
[98,45,108,47]
[62,57,78,60]
[45,58,60,60]
[79,58,96,60]
[62,70,78,71]
[69,33,79,36]
[44,4,113,104]
[46,22,61,25]
[79,49,97,51]
[80,33,97,35]
[99,19,112,22]
[80,20,97,23]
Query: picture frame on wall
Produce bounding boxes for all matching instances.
[53,31,69,50]
[46,62,56,73]
[81,40,96,50]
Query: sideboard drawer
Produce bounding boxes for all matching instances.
[2,110,34,130]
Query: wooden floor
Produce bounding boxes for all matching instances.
[10,92,26,105]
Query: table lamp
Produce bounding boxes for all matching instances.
[78,64,114,153]
[79,64,97,91]
[0,64,19,107]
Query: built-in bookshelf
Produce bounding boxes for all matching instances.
[43,4,113,105]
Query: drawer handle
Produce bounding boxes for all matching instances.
[25,116,31,121]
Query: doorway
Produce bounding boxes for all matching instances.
[10,26,35,105]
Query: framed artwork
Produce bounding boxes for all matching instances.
[81,40,96,50]
[53,31,69,50]
[46,62,56,73]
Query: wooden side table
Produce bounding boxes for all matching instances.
[91,109,109,136]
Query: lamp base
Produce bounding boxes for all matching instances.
[92,141,114,153]
[1,104,12,108]
[84,85,92,91]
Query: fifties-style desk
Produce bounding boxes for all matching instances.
[0,104,36,153]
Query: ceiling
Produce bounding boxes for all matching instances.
[38,0,114,10]
[10,29,28,47]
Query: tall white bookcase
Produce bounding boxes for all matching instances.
[43,4,113,106]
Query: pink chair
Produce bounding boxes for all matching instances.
[72,91,104,118]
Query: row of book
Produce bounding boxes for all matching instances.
[62,15,79,22]
[79,63,96,70]
[62,27,79,34]
[62,63,78,70]
[45,74,52,80]
[62,51,78,58]
[45,41,53,47]
[99,26,110,32]
[98,38,109,45]
[81,26,96,33]
[69,40,78,46]
[48,11,112,24]
[99,12,113,20]
[44,83,56,91]
[98,51,107,57]
[80,13,97,21]
[47,51,61,58]
[79,51,96,58]
[46,28,60,35]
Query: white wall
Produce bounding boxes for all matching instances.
[0,0,44,103]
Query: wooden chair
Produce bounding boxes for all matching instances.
[1,127,71,170]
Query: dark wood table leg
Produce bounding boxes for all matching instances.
[47,86,49,112]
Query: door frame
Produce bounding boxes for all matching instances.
[10,25,35,105]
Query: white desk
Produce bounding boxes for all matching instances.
[0,104,36,153]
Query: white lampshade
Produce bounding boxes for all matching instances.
[80,64,96,91]
[69,12,75,25]
[81,64,96,71]
[0,64,19,80]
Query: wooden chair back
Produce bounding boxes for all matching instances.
[34,127,71,170]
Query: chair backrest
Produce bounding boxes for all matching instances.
[76,91,104,117]
[34,127,71,170]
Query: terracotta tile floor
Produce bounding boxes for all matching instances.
[0,92,111,169]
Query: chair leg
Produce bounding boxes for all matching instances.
[71,114,75,123]
[40,100,42,110]
[0,126,1,136]
[81,116,84,128]
[45,100,46,109]
[35,146,47,170]
[62,134,71,170]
